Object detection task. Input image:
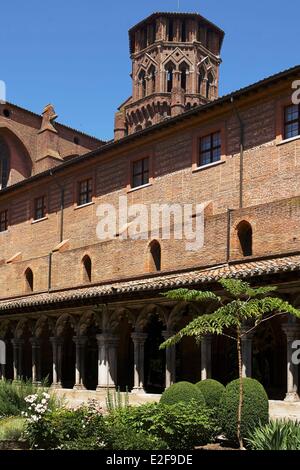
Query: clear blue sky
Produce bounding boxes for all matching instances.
[1,0,299,141]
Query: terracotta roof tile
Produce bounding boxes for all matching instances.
[0,253,300,312]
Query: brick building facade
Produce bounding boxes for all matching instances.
[0,12,300,401]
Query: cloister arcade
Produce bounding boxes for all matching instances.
[0,297,298,401]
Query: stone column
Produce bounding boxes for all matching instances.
[30,337,42,385]
[282,323,300,402]
[131,332,147,393]
[241,329,254,378]
[73,336,87,390]
[0,339,6,380]
[96,333,119,390]
[162,331,176,389]
[11,339,24,381]
[50,337,63,389]
[201,335,212,380]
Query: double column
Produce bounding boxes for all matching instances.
[73,336,87,390]
[241,328,254,378]
[201,335,212,380]
[96,333,119,390]
[11,338,24,381]
[282,322,300,402]
[50,337,63,389]
[30,338,42,385]
[163,330,176,389]
[131,332,147,393]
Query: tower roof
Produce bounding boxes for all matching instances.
[129,12,225,53]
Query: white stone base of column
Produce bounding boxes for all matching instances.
[50,383,62,390]
[32,381,42,387]
[131,387,146,394]
[96,385,116,391]
[73,384,86,391]
[284,392,300,402]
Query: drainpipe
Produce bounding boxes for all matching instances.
[226,208,233,262]
[48,171,65,291]
[231,96,245,209]
[48,252,52,293]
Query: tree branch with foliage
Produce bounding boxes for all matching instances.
[160,278,300,449]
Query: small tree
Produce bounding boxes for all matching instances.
[160,278,300,449]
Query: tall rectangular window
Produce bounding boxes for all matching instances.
[284,104,300,139]
[0,210,8,232]
[199,131,221,166]
[78,178,93,206]
[34,196,46,220]
[132,157,149,188]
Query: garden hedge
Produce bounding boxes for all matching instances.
[160,381,205,406]
[196,379,225,409]
[219,378,269,442]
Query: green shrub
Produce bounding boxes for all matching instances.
[108,401,218,450]
[247,420,300,450]
[0,379,60,417]
[196,379,225,409]
[160,381,205,406]
[25,401,107,450]
[0,417,26,441]
[219,378,269,443]
[108,426,167,450]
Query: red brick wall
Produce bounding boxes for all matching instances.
[0,84,299,299]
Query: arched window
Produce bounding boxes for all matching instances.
[165,62,175,93]
[148,66,156,94]
[148,240,161,272]
[179,62,189,91]
[82,255,92,283]
[237,221,253,257]
[198,67,205,94]
[0,136,10,190]
[206,72,214,99]
[25,268,34,293]
[139,70,146,98]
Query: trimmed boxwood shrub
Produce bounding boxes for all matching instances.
[108,402,219,450]
[219,378,269,443]
[196,379,225,409]
[160,381,205,406]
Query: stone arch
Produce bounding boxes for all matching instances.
[148,64,156,94]
[55,313,78,337]
[179,61,190,92]
[206,71,215,99]
[198,65,206,94]
[135,303,167,332]
[167,301,200,331]
[138,69,147,99]
[165,61,176,93]
[34,315,55,338]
